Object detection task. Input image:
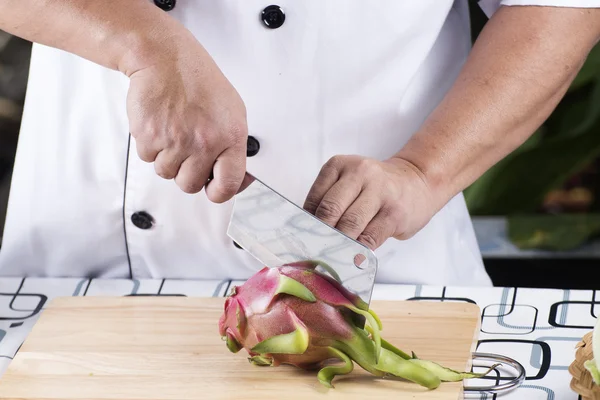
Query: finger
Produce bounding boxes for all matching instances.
[335,190,382,240]
[153,149,186,180]
[174,155,213,194]
[303,157,344,214]
[236,172,256,194]
[205,143,246,203]
[134,139,161,163]
[356,208,395,250]
[313,177,363,227]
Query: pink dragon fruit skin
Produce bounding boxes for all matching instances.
[218,264,356,366]
[218,261,494,389]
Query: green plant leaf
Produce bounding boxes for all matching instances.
[465,43,600,215]
[507,214,600,251]
[543,84,595,140]
[567,77,600,138]
[463,129,544,213]
[569,43,600,92]
[464,91,600,215]
[548,77,600,141]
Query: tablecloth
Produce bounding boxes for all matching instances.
[1,277,597,399]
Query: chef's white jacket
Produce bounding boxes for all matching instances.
[0,0,597,286]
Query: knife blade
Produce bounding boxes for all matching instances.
[226,172,378,309]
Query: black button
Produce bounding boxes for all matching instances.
[131,211,154,230]
[247,136,260,157]
[261,5,285,29]
[154,0,176,11]
[233,241,243,249]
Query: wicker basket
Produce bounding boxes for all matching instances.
[569,331,600,400]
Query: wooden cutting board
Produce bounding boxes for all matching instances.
[0,296,482,400]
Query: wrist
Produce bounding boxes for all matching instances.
[114,9,193,76]
[389,140,453,211]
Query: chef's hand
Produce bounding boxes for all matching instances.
[124,29,248,202]
[303,156,438,250]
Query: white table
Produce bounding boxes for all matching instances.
[0,277,595,399]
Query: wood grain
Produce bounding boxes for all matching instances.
[0,296,481,400]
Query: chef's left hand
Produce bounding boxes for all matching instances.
[303,155,437,250]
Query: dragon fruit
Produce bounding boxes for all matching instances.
[218,261,495,389]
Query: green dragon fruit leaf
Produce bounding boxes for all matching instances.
[409,358,500,382]
[375,347,442,389]
[225,331,242,353]
[317,347,354,388]
[369,324,498,384]
[274,275,316,302]
[248,355,273,366]
[347,305,383,363]
[365,325,411,360]
[251,313,309,355]
[332,329,477,390]
[302,259,342,284]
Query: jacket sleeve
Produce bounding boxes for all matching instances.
[478,0,600,18]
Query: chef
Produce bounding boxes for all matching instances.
[0,1,598,286]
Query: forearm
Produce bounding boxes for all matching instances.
[0,0,188,75]
[395,5,600,210]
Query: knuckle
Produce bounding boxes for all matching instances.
[315,157,343,182]
[162,131,178,149]
[148,127,162,143]
[135,126,161,146]
[154,168,170,180]
[180,183,202,194]
[357,158,379,175]
[337,212,364,232]
[389,207,405,227]
[136,146,155,163]
[208,188,235,203]
[128,119,147,139]
[315,199,343,221]
[196,120,248,155]
[193,130,213,153]
[154,151,183,179]
[176,176,203,194]
[324,155,345,172]
[154,162,176,180]
[215,179,241,198]
[387,207,410,239]
[228,121,248,141]
[303,197,320,213]
[137,152,152,163]
[358,231,379,249]
[394,232,410,240]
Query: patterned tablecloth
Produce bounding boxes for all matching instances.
[0,277,596,399]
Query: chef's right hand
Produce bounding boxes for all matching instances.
[123,28,248,203]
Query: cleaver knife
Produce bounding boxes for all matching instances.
[226,172,378,309]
